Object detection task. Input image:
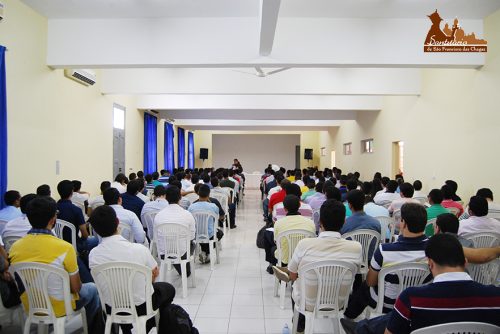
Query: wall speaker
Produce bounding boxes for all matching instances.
[304,149,313,160]
[200,148,209,160]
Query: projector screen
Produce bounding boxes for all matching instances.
[212,134,300,173]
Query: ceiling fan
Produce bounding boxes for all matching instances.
[232,66,291,77]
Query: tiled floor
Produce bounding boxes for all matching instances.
[1,189,341,333]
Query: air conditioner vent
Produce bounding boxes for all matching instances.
[64,69,96,86]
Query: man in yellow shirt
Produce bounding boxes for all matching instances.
[9,197,101,330]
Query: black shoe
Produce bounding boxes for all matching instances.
[230,225,237,229]
[340,318,358,334]
[266,265,274,275]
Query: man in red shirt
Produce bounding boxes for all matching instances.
[268,179,290,221]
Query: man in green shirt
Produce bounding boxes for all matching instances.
[425,188,450,236]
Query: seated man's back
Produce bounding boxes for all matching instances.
[458,195,500,236]
[2,194,37,239]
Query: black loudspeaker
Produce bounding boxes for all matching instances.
[200,148,209,160]
[304,149,313,160]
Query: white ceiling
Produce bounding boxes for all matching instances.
[19,0,500,131]
[21,0,500,19]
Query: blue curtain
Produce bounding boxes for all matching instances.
[164,122,175,173]
[143,113,157,174]
[177,127,185,168]
[0,46,7,209]
[188,132,194,169]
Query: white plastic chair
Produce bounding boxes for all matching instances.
[375,216,396,243]
[72,201,88,220]
[342,229,381,278]
[2,235,21,252]
[467,258,500,285]
[368,262,430,317]
[462,232,500,248]
[413,197,428,205]
[411,322,500,334]
[312,209,320,234]
[487,209,500,220]
[141,210,159,241]
[425,218,437,236]
[153,222,196,298]
[191,210,220,270]
[0,290,24,332]
[378,200,392,209]
[447,206,460,216]
[211,192,230,233]
[53,219,78,252]
[11,262,88,334]
[291,260,358,334]
[222,187,235,205]
[118,223,134,242]
[184,193,199,205]
[274,229,316,309]
[91,262,158,334]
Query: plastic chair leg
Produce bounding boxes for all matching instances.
[23,318,31,334]
[292,309,300,334]
[304,312,314,334]
[209,241,216,270]
[190,258,196,288]
[53,317,65,334]
[80,308,88,334]
[279,281,287,309]
[104,318,113,334]
[181,261,188,298]
[273,277,280,297]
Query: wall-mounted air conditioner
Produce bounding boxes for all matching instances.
[64,69,96,86]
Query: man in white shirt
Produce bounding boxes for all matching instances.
[103,188,146,245]
[141,185,169,219]
[458,196,500,235]
[71,180,90,208]
[181,173,193,191]
[154,185,196,277]
[88,206,176,334]
[211,177,236,228]
[0,190,22,225]
[110,173,128,194]
[373,180,400,206]
[88,181,110,214]
[412,180,427,199]
[1,193,37,239]
[388,183,420,214]
[476,188,500,213]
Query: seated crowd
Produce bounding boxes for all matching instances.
[0,166,244,332]
[261,166,500,333]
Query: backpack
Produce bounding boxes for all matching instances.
[162,303,199,334]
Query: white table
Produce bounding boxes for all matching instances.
[243,172,263,189]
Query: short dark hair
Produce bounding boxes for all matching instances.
[202,174,211,183]
[169,180,182,190]
[129,172,137,181]
[283,195,300,213]
[319,199,345,232]
[126,179,142,195]
[399,183,414,198]
[445,180,458,193]
[285,183,302,197]
[426,233,465,268]
[26,197,57,229]
[137,171,144,178]
[100,181,111,193]
[346,180,358,191]
[347,190,365,211]
[20,194,37,214]
[166,186,181,204]
[436,213,460,234]
[152,172,160,180]
[103,188,121,205]
[440,184,453,200]
[198,184,210,198]
[413,180,422,191]
[72,180,82,192]
[469,195,488,217]
[222,170,229,178]
[325,185,341,201]
[401,203,427,233]
[428,189,443,204]
[154,185,166,197]
[315,182,324,193]
[307,179,316,189]
[36,184,51,197]
[115,173,127,183]
[57,180,74,199]
[476,188,493,201]
[211,177,219,187]
[4,190,21,206]
[89,205,118,238]
[386,180,398,193]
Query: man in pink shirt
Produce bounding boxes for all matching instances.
[441,184,464,217]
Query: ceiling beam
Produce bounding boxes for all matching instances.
[259,0,281,56]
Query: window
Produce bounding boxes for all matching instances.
[320,147,326,157]
[343,143,352,155]
[361,139,374,153]
[113,105,125,129]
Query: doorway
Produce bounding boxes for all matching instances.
[113,104,126,178]
[392,141,404,177]
[330,150,336,168]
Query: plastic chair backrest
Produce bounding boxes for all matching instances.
[153,222,191,260]
[467,259,500,285]
[185,193,199,204]
[378,200,392,208]
[297,260,357,313]
[91,262,155,322]
[179,198,191,210]
[276,229,316,265]
[141,211,159,240]
[222,187,235,203]
[118,223,134,242]
[411,322,500,334]
[3,235,21,252]
[462,232,500,248]
[487,209,500,220]
[425,218,437,234]
[413,197,427,205]
[342,229,381,268]
[211,193,228,213]
[375,216,395,243]
[11,262,74,321]
[191,210,218,244]
[72,201,86,216]
[312,209,320,234]
[447,207,460,216]
[376,262,430,314]
[53,219,78,252]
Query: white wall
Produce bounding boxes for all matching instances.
[212,134,300,172]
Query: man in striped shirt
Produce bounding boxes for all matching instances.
[343,203,429,320]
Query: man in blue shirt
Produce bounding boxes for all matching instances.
[188,184,224,263]
[0,190,22,224]
[120,179,145,220]
[341,190,381,235]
